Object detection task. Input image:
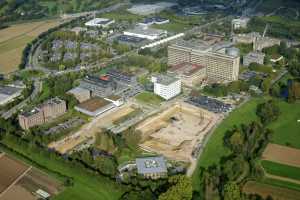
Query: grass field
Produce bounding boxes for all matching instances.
[192,98,264,190]
[262,177,300,192]
[268,100,300,149]
[0,19,62,74]
[135,91,164,105]
[262,160,300,181]
[0,137,126,200]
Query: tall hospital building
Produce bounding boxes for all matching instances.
[168,40,240,82]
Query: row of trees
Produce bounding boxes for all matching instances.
[195,100,280,200]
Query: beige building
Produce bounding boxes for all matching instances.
[168,41,240,82]
[19,97,66,130]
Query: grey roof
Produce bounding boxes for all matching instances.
[126,26,166,36]
[136,156,167,174]
[153,74,179,86]
[0,85,22,95]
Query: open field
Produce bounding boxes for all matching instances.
[135,92,164,106]
[136,102,220,162]
[262,143,300,168]
[0,154,62,200]
[0,154,29,194]
[243,181,300,200]
[0,19,62,74]
[268,100,300,149]
[49,104,136,154]
[262,160,300,182]
[1,139,125,200]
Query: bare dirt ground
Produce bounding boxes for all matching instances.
[243,181,300,200]
[49,104,135,154]
[262,143,300,168]
[0,155,29,194]
[136,102,220,163]
[0,154,62,200]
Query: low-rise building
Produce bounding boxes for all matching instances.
[18,97,66,130]
[85,18,115,28]
[124,26,167,41]
[168,62,206,87]
[232,18,249,30]
[0,85,23,105]
[75,97,115,117]
[67,87,91,103]
[136,156,168,179]
[138,17,170,26]
[243,51,265,66]
[151,74,181,100]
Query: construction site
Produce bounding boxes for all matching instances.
[136,102,220,163]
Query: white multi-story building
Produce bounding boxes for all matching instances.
[151,75,181,100]
[232,18,249,30]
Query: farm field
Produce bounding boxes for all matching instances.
[0,19,62,74]
[0,153,62,200]
[262,160,300,182]
[243,181,300,200]
[1,137,126,200]
[262,143,300,168]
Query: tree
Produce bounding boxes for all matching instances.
[159,175,193,200]
[223,182,241,200]
[256,100,280,125]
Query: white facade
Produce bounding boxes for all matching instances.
[232,18,249,30]
[152,75,181,100]
[124,26,167,41]
[85,18,115,28]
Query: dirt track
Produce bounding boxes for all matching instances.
[262,143,300,168]
[0,155,29,194]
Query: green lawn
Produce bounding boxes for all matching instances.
[268,100,300,149]
[1,137,126,200]
[262,177,300,192]
[262,160,300,181]
[152,22,192,33]
[135,91,164,105]
[192,98,264,190]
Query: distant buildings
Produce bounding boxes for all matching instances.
[151,74,181,100]
[233,32,281,51]
[243,51,265,66]
[124,26,167,40]
[232,18,249,30]
[0,85,23,105]
[85,18,115,28]
[136,156,168,179]
[138,17,170,26]
[19,97,66,130]
[168,40,240,83]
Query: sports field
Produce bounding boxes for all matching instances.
[0,19,62,74]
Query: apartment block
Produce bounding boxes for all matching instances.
[19,97,66,130]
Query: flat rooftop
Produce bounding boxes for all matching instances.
[152,74,179,86]
[172,39,212,52]
[0,85,22,96]
[76,97,111,112]
[125,26,166,36]
[168,62,205,77]
[85,18,113,25]
[136,156,167,174]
